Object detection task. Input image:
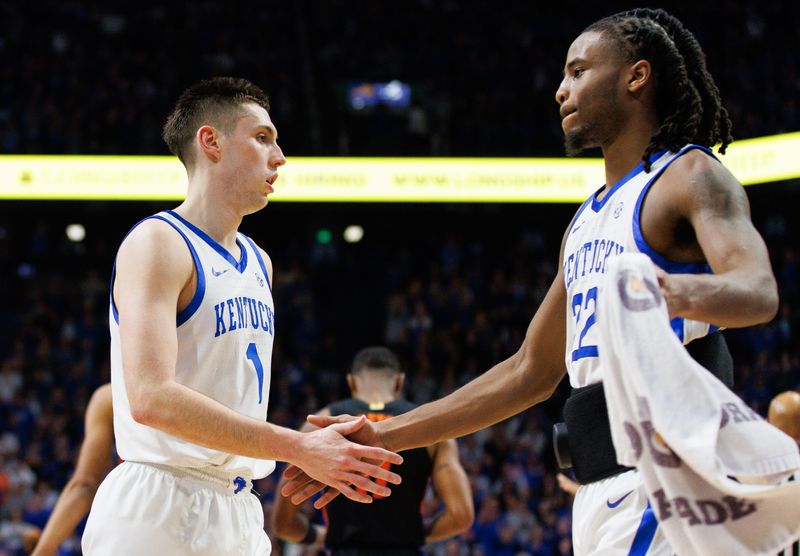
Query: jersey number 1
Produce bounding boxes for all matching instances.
[246,342,265,404]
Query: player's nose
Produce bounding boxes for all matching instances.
[271,145,286,168]
[555,78,568,106]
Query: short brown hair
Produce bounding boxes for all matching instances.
[162,77,270,166]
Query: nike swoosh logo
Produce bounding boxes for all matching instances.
[607,490,634,508]
[211,267,230,277]
[570,221,585,234]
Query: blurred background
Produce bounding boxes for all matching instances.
[1,1,798,555]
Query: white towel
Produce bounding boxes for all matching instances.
[599,252,800,556]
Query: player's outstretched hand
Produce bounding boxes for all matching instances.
[290,415,401,506]
[282,413,392,509]
[307,413,387,450]
[280,466,330,508]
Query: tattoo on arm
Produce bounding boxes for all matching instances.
[693,168,749,220]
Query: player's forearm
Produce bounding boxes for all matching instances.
[129,380,302,461]
[32,481,95,556]
[381,353,555,452]
[663,269,778,327]
[426,509,473,542]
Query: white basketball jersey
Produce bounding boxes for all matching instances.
[563,145,720,388]
[109,210,276,479]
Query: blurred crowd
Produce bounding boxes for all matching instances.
[0,194,797,555]
[1,1,799,554]
[1,1,798,158]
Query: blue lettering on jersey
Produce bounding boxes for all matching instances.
[214,296,274,338]
[563,238,625,290]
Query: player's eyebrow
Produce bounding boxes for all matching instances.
[257,124,278,141]
[562,57,587,76]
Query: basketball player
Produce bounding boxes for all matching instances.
[32,384,114,556]
[284,9,779,555]
[81,77,402,556]
[272,347,474,556]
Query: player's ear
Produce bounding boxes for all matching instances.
[346,373,357,395]
[395,373,406,396]
[627,59,652,95]
[197,125,222,162]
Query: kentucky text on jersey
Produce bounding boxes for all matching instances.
[563,238,625,290]
[214,296,275,337]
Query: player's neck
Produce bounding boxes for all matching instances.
[600,122,659,193]
[355,391,397,405]
[173,195,243,252]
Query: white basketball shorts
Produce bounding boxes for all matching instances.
[572,469,672,555]
[82,461,271,555]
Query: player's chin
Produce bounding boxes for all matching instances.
[244,196,270,215]
[563,129,594,157]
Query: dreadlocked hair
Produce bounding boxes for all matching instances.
[585,8,733,171]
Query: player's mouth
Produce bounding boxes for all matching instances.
[265,174,278,194]
[560,107,577,130]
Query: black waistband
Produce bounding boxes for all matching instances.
[562,382,632,484]
[555,332,733,484]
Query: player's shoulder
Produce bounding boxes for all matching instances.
[114,216,195,290]
[328,398,366,415]
[661,147,738,191]
[387,399,417,414]
[87,383,114,422]
[117,216,193,265]
[91,383,113,403]
[119,215,189,254]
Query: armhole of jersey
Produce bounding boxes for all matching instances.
[151,216,207,327]
[242,234,272,293]
[632,144,715,274]
[110,215,160,324]
[670,317,720,343]
[671,317,686,342]
[111,215,206,327]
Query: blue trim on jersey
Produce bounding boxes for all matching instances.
[632,145,715,274]
[628,501,658,555]
[241,234,273,293]
[671,317,686,342]
[590,149,668,213]
[166,210,248,273]
[150,216,206,326]
[671,320,719,343]
[110,271,118,323]
[110,215,206,326]
[567,196,593,236]
[110,215,162,324]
